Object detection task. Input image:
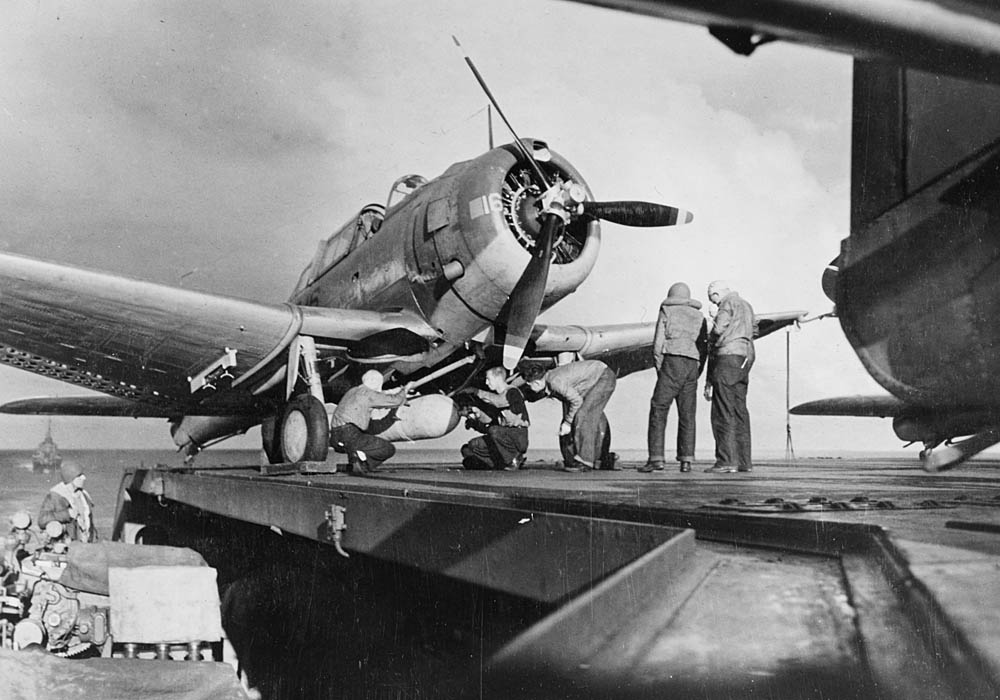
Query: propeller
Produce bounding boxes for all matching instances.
[822,256,840,303]
[453,36,692,369]
[581,200,692,227]
[499,212,561,369]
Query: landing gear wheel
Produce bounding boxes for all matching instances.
[279,394,329,463]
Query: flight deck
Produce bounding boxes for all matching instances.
[114,457,1000,699]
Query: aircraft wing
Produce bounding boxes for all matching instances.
[530,310,806,377]
[0,253,436,417]
[790,395,906,418]
[564,0,1000,82]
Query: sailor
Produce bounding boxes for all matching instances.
[641,282,708,474]
[459,366,530,471]
[703,280,758,474]
[38,463,97,542]
[329,370,410,474]
[523,360,617,472]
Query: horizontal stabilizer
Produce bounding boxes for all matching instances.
[791,395,907,418]
[0,396,174,418]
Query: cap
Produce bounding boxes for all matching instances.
[707,280,732,299]
[361,370,384,391]
[59,462,83,484]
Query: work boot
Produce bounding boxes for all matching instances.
[563,457,588,473]
[638,459,666,473]
[679,461,692,473]
[504,454,526,471]
[349,451,374,475]
[704,464,736,474]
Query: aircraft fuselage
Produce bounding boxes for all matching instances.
[289,142,601,356]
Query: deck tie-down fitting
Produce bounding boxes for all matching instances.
[324,505,349,558]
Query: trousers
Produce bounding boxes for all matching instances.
[571,369,617,467]
[461,425,529,470]
[647,355,700,462]
[329,423,396,467]
[710,354,752,469]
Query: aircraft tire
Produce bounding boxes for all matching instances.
[279,394,329,463]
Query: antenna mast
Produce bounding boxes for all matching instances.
[488,104,494,149]
[785,328,796,462]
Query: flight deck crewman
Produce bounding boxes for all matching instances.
[39,462,97,542]
[641,281,708,474]
[703,280,757,474]
[524,360,617,472]
[329,370,410,475]
[459,366,530,471]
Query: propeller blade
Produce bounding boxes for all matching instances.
[822,256,840,303]
[500,213,561,369]
[581,200,693,227]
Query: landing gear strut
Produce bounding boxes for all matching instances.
[264,335,330,464]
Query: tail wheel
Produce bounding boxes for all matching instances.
[279,394,329,463]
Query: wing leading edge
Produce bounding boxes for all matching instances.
[531,310,806,377]
[790,395,906,418]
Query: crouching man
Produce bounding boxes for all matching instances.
[459,366,530,471]
[329,370,410,474]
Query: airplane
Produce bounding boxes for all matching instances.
[0,141,802,464]
[558,0,1000,472]
[0,43,805,466]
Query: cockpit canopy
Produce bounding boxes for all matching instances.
[294,203,386,292]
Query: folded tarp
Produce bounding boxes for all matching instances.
[58,542,208,595]
[1,648,249,700]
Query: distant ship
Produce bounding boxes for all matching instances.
[32,421,62,474]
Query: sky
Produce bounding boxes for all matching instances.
[0,0,905,458]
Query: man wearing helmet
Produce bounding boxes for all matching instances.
[640,281,708,474]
